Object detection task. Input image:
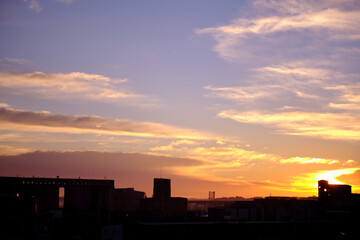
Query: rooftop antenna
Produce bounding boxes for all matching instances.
[160,159,162,178]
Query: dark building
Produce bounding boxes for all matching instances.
[229,197,319,222]
[0,176,114,212]
[140,178,187,221]
[112,187,146,223]
[153,178,171,201]
[0,176,114,240]
[318,180,352,206]
[113,188,145,212]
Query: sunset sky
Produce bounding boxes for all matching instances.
[0,0,359,198]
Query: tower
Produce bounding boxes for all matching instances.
[318,180,329,203]
[153,178,171,201]
[209,191,215,200]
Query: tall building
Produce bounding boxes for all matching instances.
[153,178,171,201]
[318,180,352,205]
[209,191,215,200]
[140,178,187,221]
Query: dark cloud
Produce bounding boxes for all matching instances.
[0,107,210,139]
[337,170,360,186]
[0,150,204,196]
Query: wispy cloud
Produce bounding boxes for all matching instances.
[148,139,350,189]
[204,63,359,109]
[205,85,279,102]
[326,84,360,109]
[150,141,277,163]
[0,58,31,67]
[0,106,212,140]
[0,145,33,156]
[24,0,42,13]
[218,110,360,140]
[280,157,338,165]
[198,9,359,36]
[24,0,76,12]
[56,0,76,4]
[200,1,360,142]
[196,1,360,62]
[0,71,156,106]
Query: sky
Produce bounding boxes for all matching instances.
[0,0,359,198]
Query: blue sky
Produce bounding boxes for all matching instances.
[0,0,359,198]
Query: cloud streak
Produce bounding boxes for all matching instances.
[0,145,33,156]
[24,0,42,12]
[0,71,155,106]
[218,110,360,140]
[0,106,212,140]
[198,9,360,37]
[196,1,360,62]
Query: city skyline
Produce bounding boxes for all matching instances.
[0,0,359,198]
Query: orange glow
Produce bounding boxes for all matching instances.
[292,168,360,191]
[313,169,353,184]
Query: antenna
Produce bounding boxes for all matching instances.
[160,159,162,178]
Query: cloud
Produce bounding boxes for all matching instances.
[1,148,353,197]
[280,157,338,165]
[0,58,31,67]
[149,140,347,167]
[204,63,357,108]
[0,106,212,140]
[205,85,278,102]
[24,0,76,12]
[0,71,155,106]
[256,64,332,83]
[196,1,360,62]
[198,9,359,37]
[24,0,42,12]
[56,0,75,4]
[150,141,277,163]
[337,169,360,186]
[0,103,10,108]
[205,60,360,141]
[0,145,32,155]
[150,142,279,184]
[218,110,360,140]
[326,84,360,108]
[148,139,349,189]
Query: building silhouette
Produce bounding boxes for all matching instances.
[318,179,352,206]
[1,176,360,240]
[139,178,187,221]
[209,191,215,200]
[153,178,171,201]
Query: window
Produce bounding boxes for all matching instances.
[59,187,65,208]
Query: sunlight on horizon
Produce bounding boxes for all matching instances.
[313,168,360,186]
[289,168,360,195]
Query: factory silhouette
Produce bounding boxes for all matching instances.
[1,176,360,240]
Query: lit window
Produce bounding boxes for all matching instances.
[59,187,65,208]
